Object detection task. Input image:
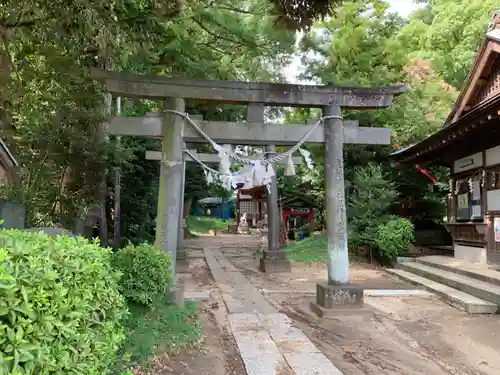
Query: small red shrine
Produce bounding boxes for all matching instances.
[279,196,318,245]
[236,184,266,226]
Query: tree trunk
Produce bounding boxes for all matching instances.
[97,56,112,247]
[0,27,21,196]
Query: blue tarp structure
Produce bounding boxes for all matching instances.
[196,196,236,219]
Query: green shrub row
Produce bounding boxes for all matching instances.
[0,230,172,375]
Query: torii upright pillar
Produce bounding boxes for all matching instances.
[246,103,291,272]
[311,105,363,317]
[155,97,184,281]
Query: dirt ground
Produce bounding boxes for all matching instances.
[228,250,500,375]
[142,236,500,375]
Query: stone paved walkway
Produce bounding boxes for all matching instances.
[204,248,276,314]
[204,247,343,375]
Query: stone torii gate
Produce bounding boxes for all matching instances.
[92,68,406,313]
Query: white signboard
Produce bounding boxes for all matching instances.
[495,217,500,243]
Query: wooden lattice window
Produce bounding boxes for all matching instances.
[474,57,500,105]
[239,201,253,215]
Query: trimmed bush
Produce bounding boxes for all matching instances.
[375,218,415,261]
[112,243,172,307]
[0,230,127,375]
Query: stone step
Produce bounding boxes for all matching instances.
[416,256,500,287]
[397,261,500,309]
[386,269,497,314]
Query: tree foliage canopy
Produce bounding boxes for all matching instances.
[0,0,497,244]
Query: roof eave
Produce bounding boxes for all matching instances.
[390,94,500,165]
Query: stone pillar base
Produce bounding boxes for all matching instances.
[311,282,364,318]
[259,250,291,272]
[237,225,250,234]
[168,284,185,308]
[176,250,189,273]
[177,248,187,260]
[176,260,189,273]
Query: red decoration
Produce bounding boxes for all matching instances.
[415,164,438,184]
[393,144,438,184]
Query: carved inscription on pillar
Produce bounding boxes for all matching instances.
[336,192,346,242]
[157,160,182,251]
[325,288,357,304]
[168,197,178,214]
[332,155,347,247]
[316,283,364,308]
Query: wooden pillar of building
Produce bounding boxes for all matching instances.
[246,103,291,272]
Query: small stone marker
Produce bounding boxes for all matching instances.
[169,283,185,308]
[184,290,211,301]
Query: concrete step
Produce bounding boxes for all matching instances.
[386,269,497,314]
[398,261,500,308]
[416,257,500,287]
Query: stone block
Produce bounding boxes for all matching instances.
[259,252,291,272]
[177,249,187,260]
[283,351,344,375]
[184,291,211,301]
[314,282,364,310]
[0,200,26,229]
[175,249,189,273]
[228,313,262,333]
[310,302,373,319]
[238,226,250,234]
[261,250,288,260]
[168,284,185,308]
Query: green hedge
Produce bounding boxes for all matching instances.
[375,218,415,261]
[112,243,173,307]
[0,230,127,375]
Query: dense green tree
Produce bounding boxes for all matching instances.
[404,0,498,88]
[0,0,296,240]
[2,0,496,246]
[300,0,458,145]
[291,0,461,237]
